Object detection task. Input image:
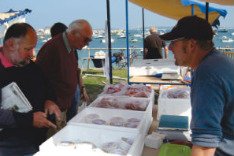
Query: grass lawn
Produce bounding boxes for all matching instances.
[82,68,127,102]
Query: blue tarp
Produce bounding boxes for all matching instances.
[0,9,32,25]
[181,0,227,17]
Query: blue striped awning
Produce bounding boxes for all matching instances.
[181,0,227,17]
[0,9,32,25]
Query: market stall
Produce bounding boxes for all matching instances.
[36,83,155,156]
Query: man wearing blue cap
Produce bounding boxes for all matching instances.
[160,15,234,156]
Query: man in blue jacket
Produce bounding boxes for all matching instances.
[160,16,234,156]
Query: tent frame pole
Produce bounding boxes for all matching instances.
[126,0,130,84]
[106,0,113,84]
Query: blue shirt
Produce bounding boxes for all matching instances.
[191,49,234,155]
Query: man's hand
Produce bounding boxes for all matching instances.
[44,100,61,121]
[144,48,148,59]
[81,88,90,103]
[33,111,56,129]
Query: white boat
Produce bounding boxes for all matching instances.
[221,36,234,43]
[130,38,138,42]
[101,38,114,43]
[118,33,126,38]
[218,28,228,33]
[94,34,104,39]
[133,34,142,38]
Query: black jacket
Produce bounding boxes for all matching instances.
[0,61,56,156]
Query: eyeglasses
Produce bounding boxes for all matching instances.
[170,37,186,45]
[77,31,92,43]
[83,36,92,43]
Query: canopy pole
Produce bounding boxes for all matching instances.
[125,0,130,84]
[191,4,194,15]
[142,8,145,49]
[106,0,113,84]
[206,2,209,21]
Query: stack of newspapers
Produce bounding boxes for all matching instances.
[1,82,32,113]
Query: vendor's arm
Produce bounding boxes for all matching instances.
[191,70,224,155]
[191,145,216,156]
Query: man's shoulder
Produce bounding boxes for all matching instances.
[39,34,63,50]
[37,35,64,58]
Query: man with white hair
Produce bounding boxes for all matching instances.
[36,19,92,131]
[144,26,168,59]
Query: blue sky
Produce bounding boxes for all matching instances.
[0,0,233,29]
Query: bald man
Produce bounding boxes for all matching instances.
[36,19,93,131]
[144,26,168,59]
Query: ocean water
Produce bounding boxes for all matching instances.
[2,28,233,68]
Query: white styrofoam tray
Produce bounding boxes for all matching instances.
[39,125,144,156]
[68,107,150,135]
[89,95,153,122]
[89,95,149,111]
[157,86,191,122]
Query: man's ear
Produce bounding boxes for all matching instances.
[5,38,15,51]
[186,39,197,53]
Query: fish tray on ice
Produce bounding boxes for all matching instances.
[68,107,151,135]
[89,95,150,111]
[39,125,144,156]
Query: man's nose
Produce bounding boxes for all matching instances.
[28,49,35,58]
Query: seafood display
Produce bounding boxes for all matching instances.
[55,137,134,155]
[83,114,141,128]
[101,83,152,98]
[92,97,148,111]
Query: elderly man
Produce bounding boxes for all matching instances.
[36,19,92,128]
[160,15,234,156]
[0,23,61,155]
[144,26,168,59]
